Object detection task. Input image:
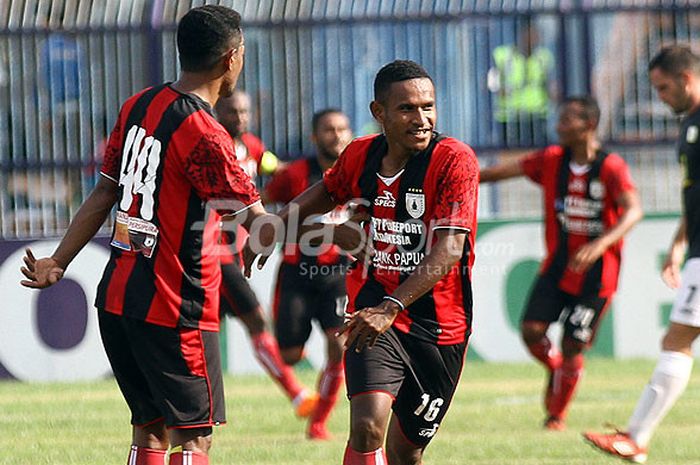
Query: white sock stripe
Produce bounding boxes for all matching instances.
[129,445,137,465]
[375,448,385,465]
[256,348,283,377]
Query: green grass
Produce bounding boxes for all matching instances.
[0,359,699,464]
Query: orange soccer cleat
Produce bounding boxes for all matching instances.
[294,391,320,418]
[582,430,648,463]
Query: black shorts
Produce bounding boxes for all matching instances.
[98,310,225,429]
[220,262,260,317]
[345,327,467,447]
[523,274,610,345]
[273,262,346,349]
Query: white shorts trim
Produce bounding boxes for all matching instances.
[670,257,700,327]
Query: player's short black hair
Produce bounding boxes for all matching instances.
[312,108,344,133]
[177,6,243,72]
[561,95,600,129]
[373,60,433,103]
[649,45,700,77]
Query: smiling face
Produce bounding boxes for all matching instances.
[371,77,436,156]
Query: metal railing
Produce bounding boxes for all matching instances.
[0,0,695,238]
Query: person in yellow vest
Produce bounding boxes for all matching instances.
[488,23,555,146]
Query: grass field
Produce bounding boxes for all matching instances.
[0,359,698,465]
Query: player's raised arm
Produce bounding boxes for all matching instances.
[479,157,524,182]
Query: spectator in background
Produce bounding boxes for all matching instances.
[487,20,555,146]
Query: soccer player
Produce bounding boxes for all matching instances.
[214,93,318,419]
[263,108,353,439]
[245,60,479,465]
[19,6,276,465]
[214,89,282,181]
[480,96,642,431]
[583,46,700,464]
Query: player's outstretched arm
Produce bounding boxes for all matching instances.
[568,189,643,273]
[339,229,467,352]
[662,217,688,289]
[277,181,337,224]
[479,158,524,183]
[20,176,119,288]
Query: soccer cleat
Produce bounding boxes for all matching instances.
[544,416,566,431]
[582,430,648,463]
[294,391,320,418]
[307,422,332,440]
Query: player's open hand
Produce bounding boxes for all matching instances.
[568,240,606,273]
[337,300,400,352]
[20,248,64,289]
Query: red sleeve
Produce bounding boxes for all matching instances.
[323,147,357,205]
[520,149,546,185]
[99,112,125,183]
[603,154,636,202]
[265,168,292,203]
[240,133,266,164]
[185,131,261,212]
[432,147,479,231]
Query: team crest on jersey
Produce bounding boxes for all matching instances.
[569,178,586,193]
[406,188,426,218]
[687,125,699,144]
[589,179,605,200]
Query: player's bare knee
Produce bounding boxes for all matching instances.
[240,309,267,335]
[133,421,168,449]
[561,338,586,358]
[170,427,213,454]
[350,416,386,450]
[326,331,345,364]
[280,347,303,365]
[521,321,547,344]
[386,441,423,465]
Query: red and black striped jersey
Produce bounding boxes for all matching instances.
[520,145,636,297]
[323,133,479,345]
[265,157,345,266]
[96,84,260,331]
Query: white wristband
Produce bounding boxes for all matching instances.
[382,295,405,312]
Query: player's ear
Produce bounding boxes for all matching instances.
[370,100,384,126]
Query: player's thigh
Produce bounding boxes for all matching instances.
[273,264,314,349]
[561,294,609,346]
[391,334,467,448]
[220,262,261,317]
[311,274,346,332]
[126,319,225,429]
[345,328,407,401]
[669,258,700,330]
[98,310,162,426]
[522,274,568,324]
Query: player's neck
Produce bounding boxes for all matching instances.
[316,151,336,171]
[171,72,223,108]
[569,139,600,165]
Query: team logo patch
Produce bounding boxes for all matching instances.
[687,125,699,144]
[406,189,425,219]
[569,178,586,194]
[589,179,605,200]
